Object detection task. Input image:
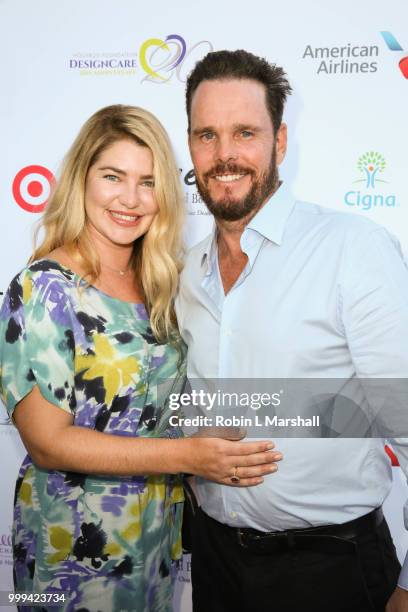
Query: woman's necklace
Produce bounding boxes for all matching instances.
[100,261,131,277]
[63,249,138,298]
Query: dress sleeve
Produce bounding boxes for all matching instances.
[0,268,76,416]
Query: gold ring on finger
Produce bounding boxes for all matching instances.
[230,466,240,484]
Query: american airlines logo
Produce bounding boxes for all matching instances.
[380,31,408,79]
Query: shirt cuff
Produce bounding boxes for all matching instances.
[397,551,408,590]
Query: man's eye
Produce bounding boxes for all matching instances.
[201,132,215,142]
[241,130,253,138]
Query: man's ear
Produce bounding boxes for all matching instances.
[276,123,288,165]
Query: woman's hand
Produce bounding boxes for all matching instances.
[13,386,282,482]
[183,437,282,486]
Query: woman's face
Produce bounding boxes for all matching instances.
[84,139,159,248]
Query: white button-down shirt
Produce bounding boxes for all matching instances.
[175,183,408,587]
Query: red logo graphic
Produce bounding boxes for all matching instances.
[400,57,408,79]
[385,444,399,467]
[12,165,55,213]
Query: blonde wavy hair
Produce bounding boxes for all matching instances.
[32,105,185,343]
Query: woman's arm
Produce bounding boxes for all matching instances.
[14,385,282,487]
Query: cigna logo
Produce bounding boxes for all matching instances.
[344,152,397,211]
[381,31,408,79]
[356,152,387,189]
[12,165,55,213]
[139,34,213,84]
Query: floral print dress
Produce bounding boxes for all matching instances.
[0,260,185,612]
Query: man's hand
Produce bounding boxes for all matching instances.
[386,586,408,611]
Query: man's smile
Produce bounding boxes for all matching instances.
[213,173,247,183]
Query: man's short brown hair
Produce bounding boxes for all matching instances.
[186,49,292,134]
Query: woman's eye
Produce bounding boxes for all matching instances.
[142,180,155,188]
[104,174,119,182]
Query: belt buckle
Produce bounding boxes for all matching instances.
[238,528,299,553]
[237,528,265,548]
[237,528,250,548]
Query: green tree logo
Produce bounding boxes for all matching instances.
[356,152,387,189]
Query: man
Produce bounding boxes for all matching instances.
[175,49,408,612]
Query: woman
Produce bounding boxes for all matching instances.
[0,105,279,612]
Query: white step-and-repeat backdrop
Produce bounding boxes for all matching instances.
[1,1,407,610]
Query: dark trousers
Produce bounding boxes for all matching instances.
[191,507,401,612]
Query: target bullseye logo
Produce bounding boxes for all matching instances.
[12,165,55,213]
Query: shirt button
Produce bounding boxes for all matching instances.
[225,329,232,337]
[230,512,237,519]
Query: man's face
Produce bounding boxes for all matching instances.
[189,78,287,222]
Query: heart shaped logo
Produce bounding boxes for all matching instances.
[140,35,186,82]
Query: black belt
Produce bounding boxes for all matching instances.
[209,508,383,554]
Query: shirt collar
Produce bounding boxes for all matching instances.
[200,183,295,275]
[201,222,218,277]
[246,182,295,246]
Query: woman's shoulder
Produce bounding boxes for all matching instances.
[3,259,77,315]
[27,258,77,283]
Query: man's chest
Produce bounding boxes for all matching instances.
[179,249,351,378]
[218,251,248,295]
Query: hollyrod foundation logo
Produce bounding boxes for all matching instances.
[12,165,55,213]
[68,35,213,81]
[344,152,397,211]
[139,34,213,83]
[69,51,138,76]
[380,31,408,79]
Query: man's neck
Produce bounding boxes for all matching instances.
[216,221,245,261]
[216,219,249,295]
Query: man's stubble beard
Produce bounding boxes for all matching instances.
[195,143,279,222]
